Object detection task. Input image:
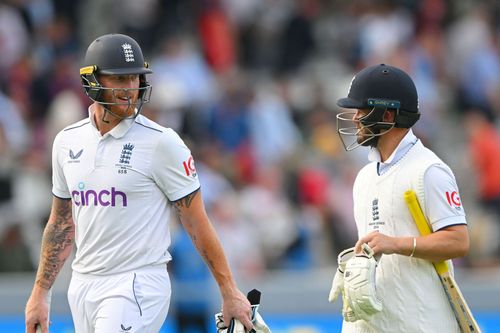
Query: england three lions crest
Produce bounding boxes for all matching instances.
[116,143,134,173]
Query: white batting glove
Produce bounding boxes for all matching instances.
[343,244,383,321]
[215,313,246,333]
[328,247,355,302]
[252,308,271,333]
[328,247,359,322]
[215,305,272,333]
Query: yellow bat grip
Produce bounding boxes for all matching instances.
[404,190,449,275]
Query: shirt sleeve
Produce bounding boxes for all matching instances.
[51,132,71,199]
[151,129,200,201]
[424,164,467,231]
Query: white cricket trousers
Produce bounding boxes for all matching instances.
[67,264,171,333]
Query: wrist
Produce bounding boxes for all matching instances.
[396,237,416,257]
[31,284,50,299]
[219,280,238,298]
[409,237,417,257]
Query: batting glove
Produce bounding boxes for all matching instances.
[215,313,247,333]
[215,305,272,333]
[252,306,271,333]
[343,243,383,321]
[328,247,359,322]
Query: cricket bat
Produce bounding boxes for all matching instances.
[36,289,52,333]
[404,190,481,333]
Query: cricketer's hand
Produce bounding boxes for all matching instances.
[215,313,246,333]
[328,247,358,321]
[343,244,383,321]
[215,305,272,333]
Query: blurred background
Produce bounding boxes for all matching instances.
[0,0,500,332]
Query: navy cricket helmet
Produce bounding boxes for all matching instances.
[336,64,421,150]
[80,33,153,108]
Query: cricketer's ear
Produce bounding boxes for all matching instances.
[382,109,396,122]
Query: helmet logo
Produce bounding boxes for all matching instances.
[121,43,135,62]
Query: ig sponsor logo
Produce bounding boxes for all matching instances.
[182,156,197,177]
[445,191,461,208]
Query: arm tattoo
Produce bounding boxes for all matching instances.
[36,199,74,290]
[173,189,199,219]
[173,190,216,270]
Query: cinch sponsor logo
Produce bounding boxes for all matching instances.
[71,187,128,207]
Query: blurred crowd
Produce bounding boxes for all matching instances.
[0,0,499,277]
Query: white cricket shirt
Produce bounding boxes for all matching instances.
[346,131,465,332]
[367,129,467,231]
[52,111,200,275]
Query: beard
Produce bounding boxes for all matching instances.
[108,101,135,117]
[101,91,139,118]
[357,127,380,147]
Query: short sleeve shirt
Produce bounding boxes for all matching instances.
[368,130,466,231]
[52,113,200,274]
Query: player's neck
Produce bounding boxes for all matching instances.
[376,128,409,162]
[91,104,121,136]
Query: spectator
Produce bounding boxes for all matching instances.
[463,110,500,221]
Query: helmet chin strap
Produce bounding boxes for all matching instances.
[99,97,144,123]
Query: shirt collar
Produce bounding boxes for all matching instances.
[368,129,417,165]
[88,106,136,139]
